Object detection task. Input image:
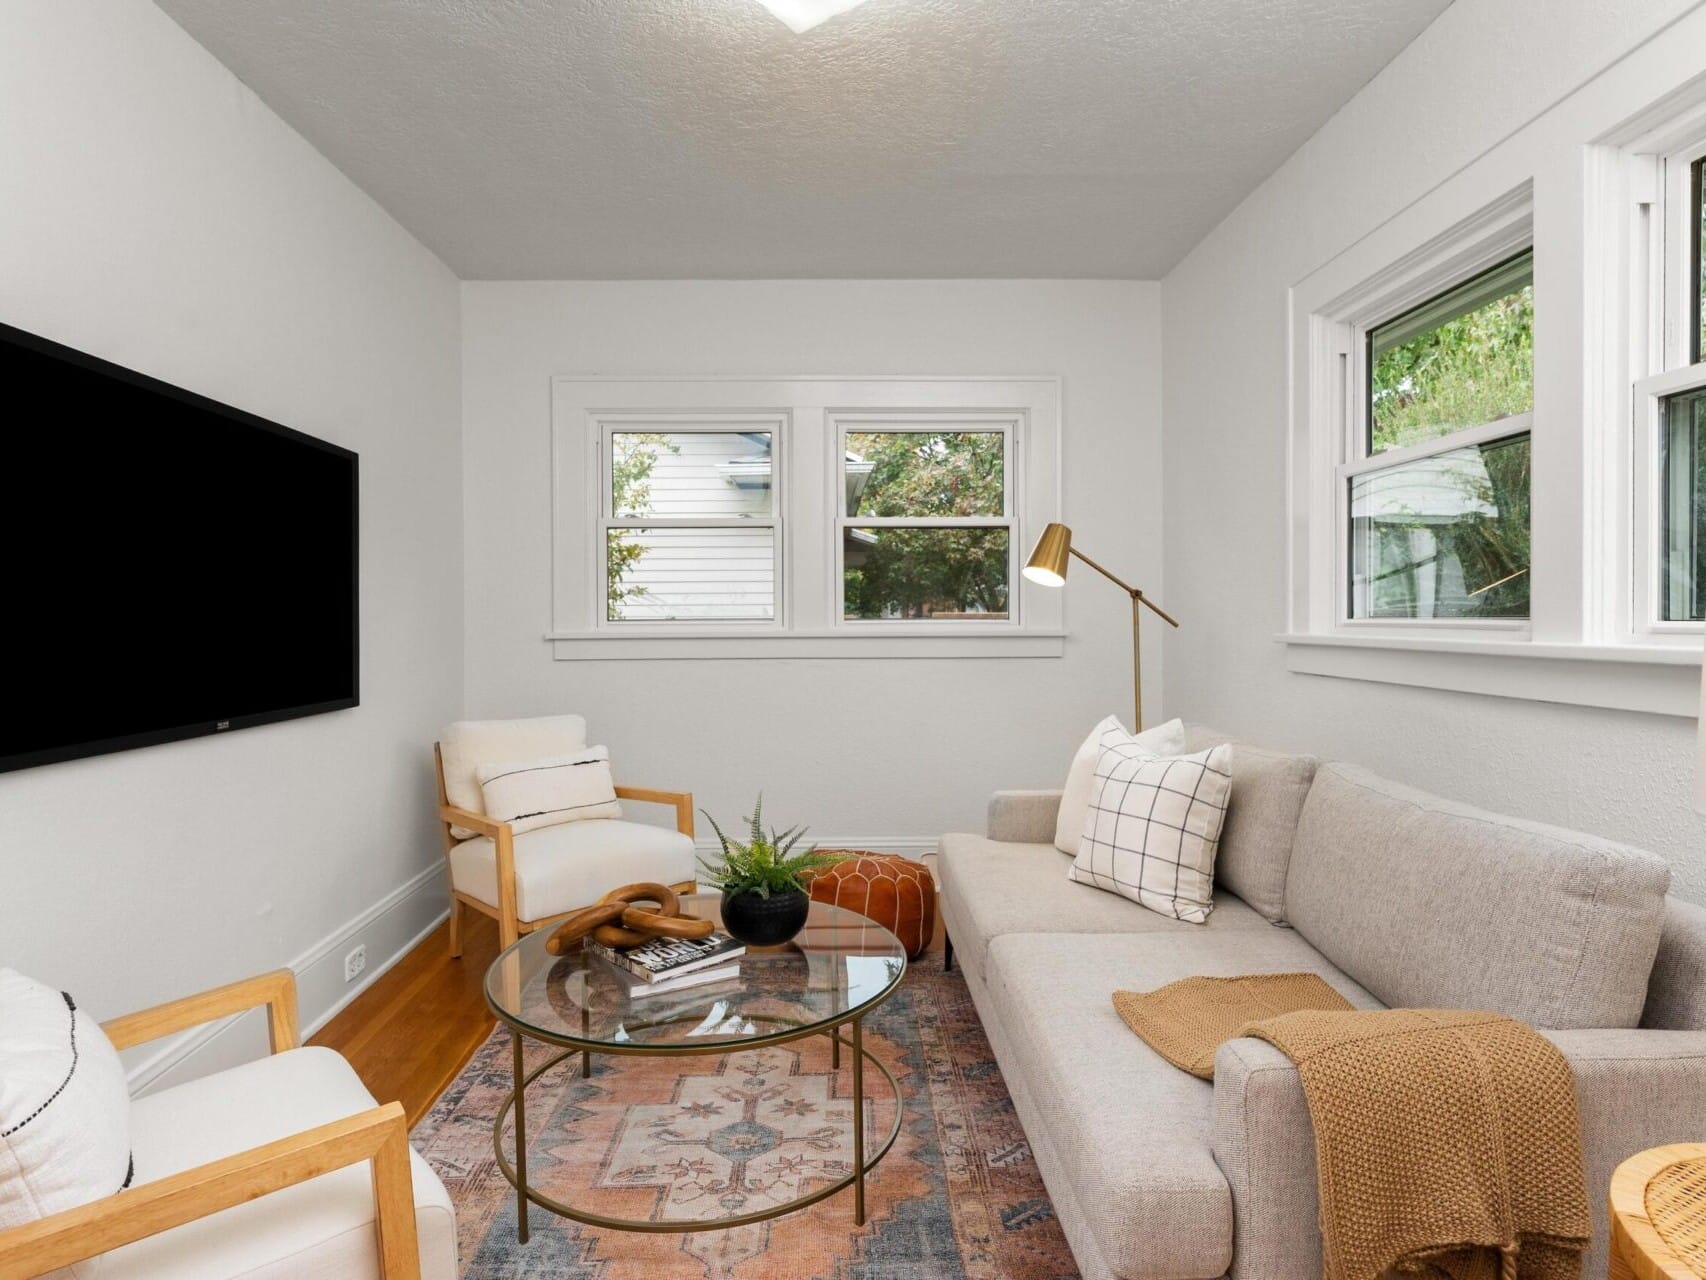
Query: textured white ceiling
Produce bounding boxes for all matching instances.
[153,0,1452,279]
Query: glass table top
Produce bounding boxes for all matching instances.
[485,894,908,1051]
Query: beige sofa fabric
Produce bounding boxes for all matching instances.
[937,832,1272,986]
[1285,764,1670,1029]
[986,789,1064,845]
[985,929,1379,1280]
[1642,897,1706,1029]
[1182,726,1317,924]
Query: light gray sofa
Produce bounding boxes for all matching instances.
[937,725,1706,1280]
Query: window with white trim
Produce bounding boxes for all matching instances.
[600,421,782,623]
[1350,252,1534,622]
[1632,129,1706,631]
[836,419,1015,622]
[551,377,1062,658]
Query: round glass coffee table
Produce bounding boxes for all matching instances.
[484,894,908,1240]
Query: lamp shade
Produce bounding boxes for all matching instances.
[1023,522,1072,587]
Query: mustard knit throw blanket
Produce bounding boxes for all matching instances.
[1113,975,1591,1280]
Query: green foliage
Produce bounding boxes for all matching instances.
[1370,285,1534,453]
[843,432,1009,619]
[606,433,678,618]
[698,796,846,898]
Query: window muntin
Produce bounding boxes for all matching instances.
[1660,385,1706,621]
[1349,433,1531,620]
[602,427,779,624]
[837,424,1016,624]
[1367,251,1534,455]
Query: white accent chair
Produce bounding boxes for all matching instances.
[435,715,697,950]
[0,970,455,1279]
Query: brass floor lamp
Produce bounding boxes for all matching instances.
[1022,522,1179,731]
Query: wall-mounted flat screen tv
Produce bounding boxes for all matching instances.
[0,322,358,773]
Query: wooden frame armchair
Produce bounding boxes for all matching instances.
[434,742,697,951]
[0,971,424,1280]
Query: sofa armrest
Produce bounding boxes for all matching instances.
[1211,1037,1319,1280]
[103,970,299,1055]
[986,790,1063,843]
[1211,1029,1706,1280]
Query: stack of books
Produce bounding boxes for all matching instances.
[588,931,745,999]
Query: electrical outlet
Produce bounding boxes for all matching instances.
[343,944,367,984]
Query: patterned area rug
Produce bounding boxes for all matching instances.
[412,960,1079,1279]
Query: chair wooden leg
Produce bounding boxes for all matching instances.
[496,826,521,951]
[447,896,464,958]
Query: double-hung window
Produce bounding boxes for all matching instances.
[836,420,1015,622]
[553,378,1062,658]
[1636,141,1706,629]
[1346,251,1534,623]
[599,420,782,624]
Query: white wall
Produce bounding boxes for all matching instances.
[462,280,1161,841]
[1162,0,1706,903]
[0,1,463,1079]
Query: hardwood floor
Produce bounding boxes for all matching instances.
[310,911,502,1127]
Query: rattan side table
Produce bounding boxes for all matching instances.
[1610,1144,1706,1279]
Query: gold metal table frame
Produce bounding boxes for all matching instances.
[486,976,906,1241]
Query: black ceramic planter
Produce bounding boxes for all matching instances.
[720,888,810,947]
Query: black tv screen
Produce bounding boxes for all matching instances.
[1,322,358,773]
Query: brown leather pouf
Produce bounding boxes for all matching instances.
[808,852,937,960]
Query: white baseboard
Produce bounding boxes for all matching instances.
[126,862,450,1095]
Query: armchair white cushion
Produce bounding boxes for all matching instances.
[439,716,587,839]
[102,1048,455,1280]
[449,819,696,923]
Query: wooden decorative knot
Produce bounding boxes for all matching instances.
[544,882,715,955]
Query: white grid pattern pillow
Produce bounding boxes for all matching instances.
[476,746,622,835]
[1069,741,1233,923]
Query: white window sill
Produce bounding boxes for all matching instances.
[1279,632,1701,717]
[547,629,1067,660]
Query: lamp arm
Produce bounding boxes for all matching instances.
[1068,547,1181,628]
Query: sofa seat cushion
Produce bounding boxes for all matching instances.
[103,1047,455,1280]
[983,930,1381,1280]
[1286,764,1672,1029]
[449,818,696,923]
[938,832,1273,986]
[1183,725,1317,924]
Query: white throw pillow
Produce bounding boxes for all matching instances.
[477,745,623,835]
[441,715,589,839]
[1054,716,1187,854]
[1069,741,1233,923]
[0,969,133,1279]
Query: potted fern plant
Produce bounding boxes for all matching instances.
[699,798,845,947]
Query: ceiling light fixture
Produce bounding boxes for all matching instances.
[754,0,872,33]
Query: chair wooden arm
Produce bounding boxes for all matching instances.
[436,802,511,840]
[0,1102,419,1280]
[615,786,695,839]
[102,969,299,1054]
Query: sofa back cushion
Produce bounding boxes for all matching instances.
[1286,763,1670,1029]
[439,715,588,839]
[1183,724,1317,923]
[1642,897,1706,1030]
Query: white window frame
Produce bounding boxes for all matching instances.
[596,414,787,630]
[832,414,1020,630]
[1616,104,1706,644]
[549,376,1063,660]
[1290,186,1536,646]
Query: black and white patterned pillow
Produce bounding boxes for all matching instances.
[1069,742,1233,923]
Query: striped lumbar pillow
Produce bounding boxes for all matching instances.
[0,969,133,1278]
[1070,742,1233,923]
[476,745,624,835]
